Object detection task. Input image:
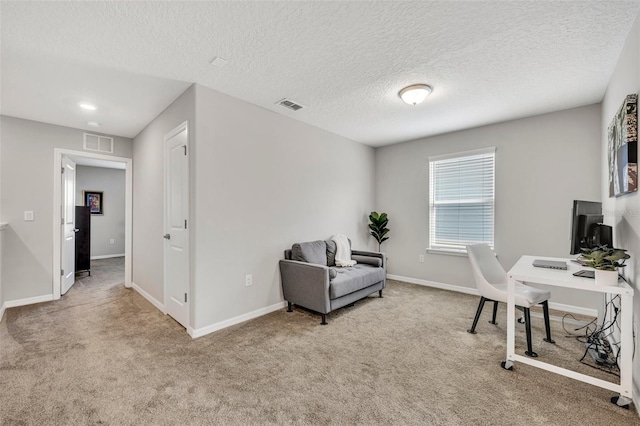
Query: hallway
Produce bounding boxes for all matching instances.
[72,256,126,295]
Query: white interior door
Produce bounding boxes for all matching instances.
[164,123,189,328]
[61,156,76,295]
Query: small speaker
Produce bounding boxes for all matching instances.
[592,224,613,248]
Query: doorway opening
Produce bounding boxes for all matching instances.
[53,149,132,300]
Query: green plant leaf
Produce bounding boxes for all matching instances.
[369,211,390,246]
[578,246,630,270]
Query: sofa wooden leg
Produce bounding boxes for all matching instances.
[321,314,328,325]
[287,302,293,312]
[379,290,383,298]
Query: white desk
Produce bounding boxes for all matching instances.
[504,255,634,407]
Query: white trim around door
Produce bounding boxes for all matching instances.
[52,148,133,300]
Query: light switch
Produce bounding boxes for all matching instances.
[24,211,34,221]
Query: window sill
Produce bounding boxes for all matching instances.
[426,248,468,257]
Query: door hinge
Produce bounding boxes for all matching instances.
[183,145,187,155]
[61,218,64,225]
[61,167,65,174]
[60,269,64,276]
[184,293,187,303]
[185,219,187,229]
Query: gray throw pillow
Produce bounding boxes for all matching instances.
[291,240,327,265]
[326,240,337,266]
[351,255,382,267]
[329,267,338,280]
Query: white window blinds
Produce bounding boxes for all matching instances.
[429,148,495,253]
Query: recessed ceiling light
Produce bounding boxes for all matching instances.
[210,56,228,67]
[86,121,101,127]
[399,84,432,105]
[79,103,97,111]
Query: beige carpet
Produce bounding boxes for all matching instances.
[1,258,638,425]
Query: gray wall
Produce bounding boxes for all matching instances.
[0,121,3,312]
[76,166,126,257]
[375,104,602,309]
[132,83,376,331]
[0,116,132,302]
[132,85,196,306]
[600,9,640,399]
[192,84,375,329]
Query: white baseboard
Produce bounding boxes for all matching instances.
[131,281,165,313]
[3,294,54,309]
[387,274,481,296]
[189,301,287,339]
[545,301,597,318]
[387,274,598,318]
[91,253,125,260]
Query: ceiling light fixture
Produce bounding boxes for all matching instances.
[86,121,101,127]
[79,103,97,111]
[398,84,432,105]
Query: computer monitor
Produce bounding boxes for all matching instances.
[570,200,612,254]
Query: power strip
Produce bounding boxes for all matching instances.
[585,343,616,367]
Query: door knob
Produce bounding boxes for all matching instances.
[163,234,171,240]
[74,229,80,233]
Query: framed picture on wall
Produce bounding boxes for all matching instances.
[608,94,638,197]
[84,191,104,215]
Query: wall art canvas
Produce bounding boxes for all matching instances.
[84,191,104,215]
[608,94,638,197]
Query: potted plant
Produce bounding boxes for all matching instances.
[369,211,390,252]
[578,245,630,286]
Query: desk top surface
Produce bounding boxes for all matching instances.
[508,255,633,295]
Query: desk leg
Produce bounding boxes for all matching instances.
[502,275,516,370]
[612,292,633,408]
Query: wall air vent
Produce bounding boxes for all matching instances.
[276,98,304,111]
[83,133,114,154]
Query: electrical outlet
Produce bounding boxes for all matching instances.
[24,211,34,221]
[419,254,425,263]
[109,239,115,244]
[245,274,253,287]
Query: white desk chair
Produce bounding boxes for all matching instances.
[466,243,555,357]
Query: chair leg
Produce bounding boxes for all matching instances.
[379,290,383,298]
[542,300,555,343]
[489,301,499,324]
[467,297,487,334]
[523,308,538,357]
[287,302,293,312]
[320,314,327,325]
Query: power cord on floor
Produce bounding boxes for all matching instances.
[562,295,628,377]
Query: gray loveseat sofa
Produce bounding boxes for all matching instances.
[279,239,386,324]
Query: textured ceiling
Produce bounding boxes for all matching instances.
[1,1,639,146]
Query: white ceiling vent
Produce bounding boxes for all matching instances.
[276,98,304,111]
[84,133,114,154]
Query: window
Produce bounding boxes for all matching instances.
[428,147,495,254]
